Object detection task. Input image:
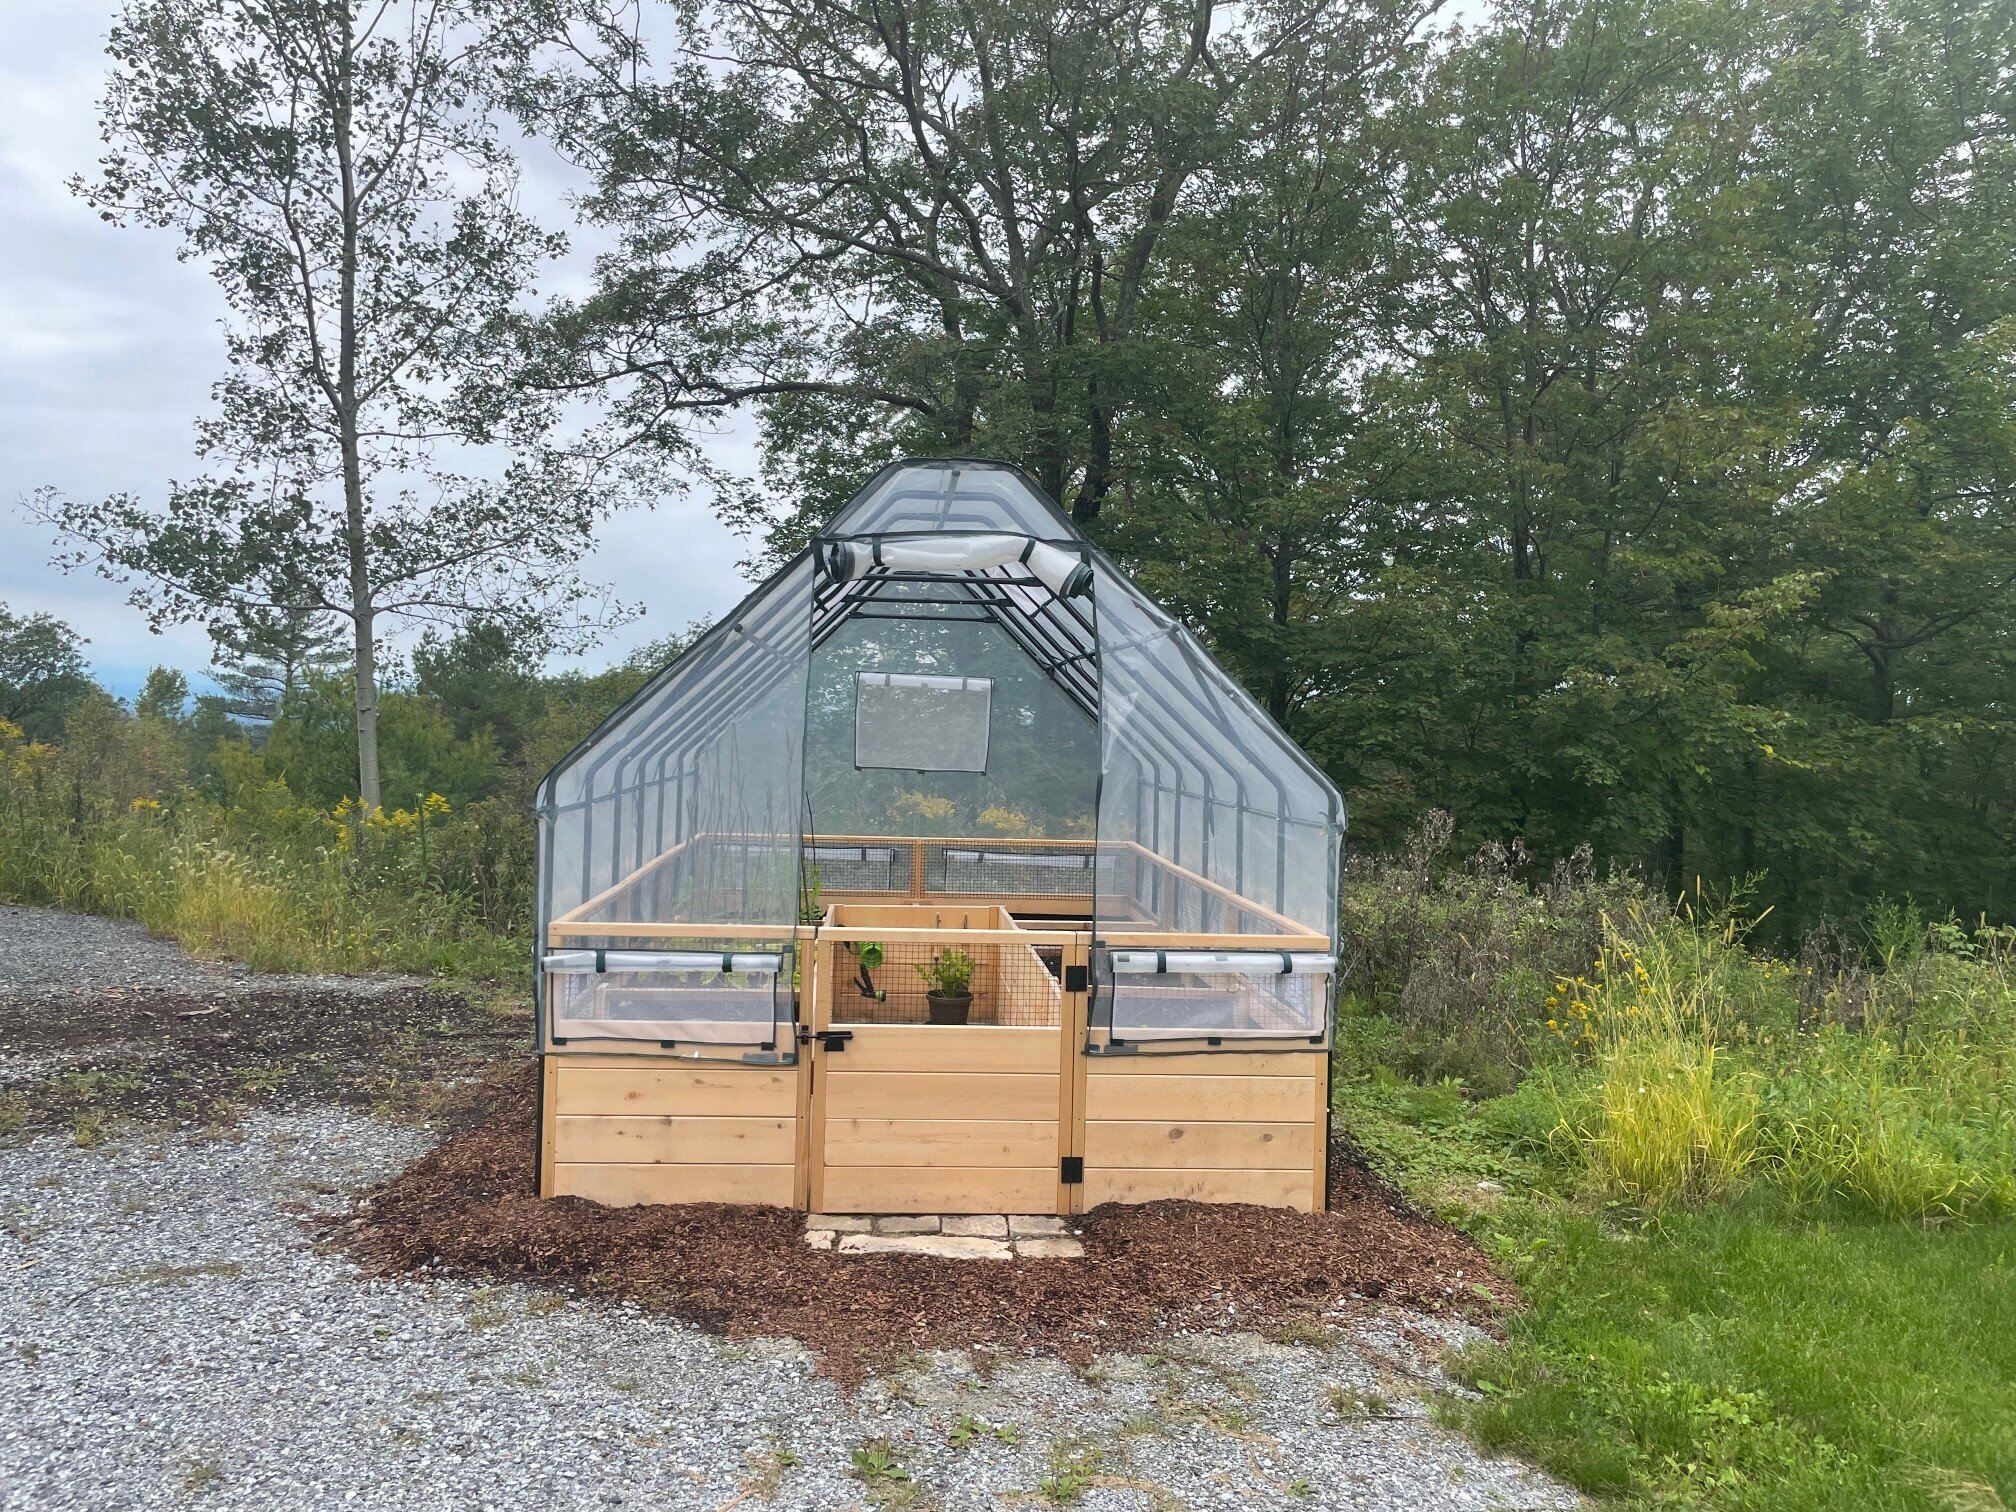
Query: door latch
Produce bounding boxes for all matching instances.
[812,1029,853,1052]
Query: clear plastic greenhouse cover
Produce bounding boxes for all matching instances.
[534,459,1344,1058]
[535,554,815,1057]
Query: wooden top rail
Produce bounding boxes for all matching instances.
[549,831,1327,946]
[547,918,1328,950]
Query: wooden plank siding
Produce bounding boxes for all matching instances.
[814,1044,1064,1213]
[1081,1048,1328,1215]
[546,1056,802,1208]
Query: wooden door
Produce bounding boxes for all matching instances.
[806,940,1070,1213]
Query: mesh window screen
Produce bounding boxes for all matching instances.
[1095,949,1332,1044]
[855,672,993,771]
[805,610,1096,842]
[543,946,791,1048]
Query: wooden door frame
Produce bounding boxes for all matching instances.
[802,931,1089,1215]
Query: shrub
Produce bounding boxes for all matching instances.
[1339,811,1658,1090]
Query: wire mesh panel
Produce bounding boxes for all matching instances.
[927,841,1103,901]
[803,842,907,894]
[827,937,1064,1027]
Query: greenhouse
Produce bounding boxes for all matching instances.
[534,459,1344,1215]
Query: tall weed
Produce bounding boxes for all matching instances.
[0,719,522,978]
[1543,906,2016,1218]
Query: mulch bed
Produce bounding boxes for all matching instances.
[334,1061,1509,1380]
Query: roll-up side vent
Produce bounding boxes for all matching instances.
[1104,950,1336,977]
[541,950,784,975]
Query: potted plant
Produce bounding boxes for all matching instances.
[915,947,977,1025]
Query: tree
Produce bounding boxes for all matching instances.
[135,666,191,723]
[521,0,1441,538]
[1108,14,1423,725]
[0,607,99,742]
[41,0,638,807]
[413,618,542,760]
[208,603,349,731]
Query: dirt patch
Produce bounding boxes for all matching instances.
[335,1061,1507,1381]
[0,984,527,1138]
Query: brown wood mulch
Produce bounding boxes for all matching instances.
[331,1061,1508,1381]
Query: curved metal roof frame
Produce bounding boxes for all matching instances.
[536,459,1344,935]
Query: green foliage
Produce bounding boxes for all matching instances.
[846,1440,910,1487]
[0,606,97,742]
[0,714,524,978]
[915,947,978,998]
[528,0,2016,937]
[1345,841,2016,1220]
[1338,850,2016,1509]
[1447,1204,2016,1510]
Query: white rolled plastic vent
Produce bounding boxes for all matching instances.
[820,533,1093,598]
[541,950,783,975]
[1106,950,1336,977]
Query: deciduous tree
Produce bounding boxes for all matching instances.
[42,0,636,807]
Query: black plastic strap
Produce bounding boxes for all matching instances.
[871,539,884,566]
[1279,951,1294,975]
[594,949,606,974]
[720,952,735,973]
[1156,949,1167,974]
[1018,538,1036,563]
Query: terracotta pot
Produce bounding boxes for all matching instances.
[926,991,972,1025]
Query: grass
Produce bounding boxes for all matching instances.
[1454,1203,2016,1510]
[1337,1070,2016,1510]
[1331,859,2016,1509]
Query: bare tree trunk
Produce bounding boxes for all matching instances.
[331,9,379,808]
[1267,535,1295,722]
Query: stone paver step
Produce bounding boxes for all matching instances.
[803,1214,1085,1259]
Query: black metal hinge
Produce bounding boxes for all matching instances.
[1063,964,1088,993]
[1060,1156,1084,1184]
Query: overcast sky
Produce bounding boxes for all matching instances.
[0,1,756,700]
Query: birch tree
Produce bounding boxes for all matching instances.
[44,0,631,806]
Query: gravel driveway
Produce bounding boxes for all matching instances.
[0,906,1578,1510]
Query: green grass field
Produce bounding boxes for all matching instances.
[1340,1069,2016,1510]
